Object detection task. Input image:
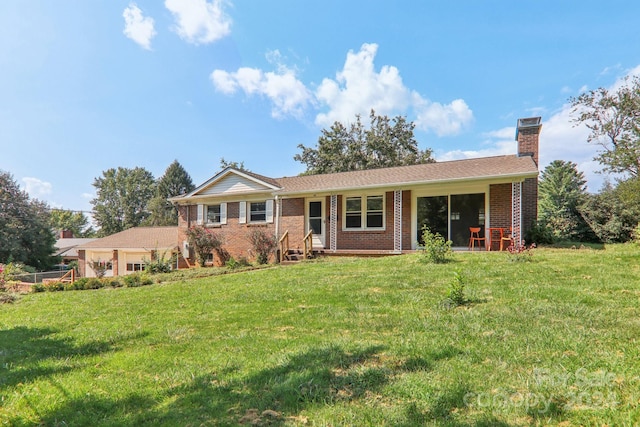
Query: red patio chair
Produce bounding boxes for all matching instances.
[468,227,486,251]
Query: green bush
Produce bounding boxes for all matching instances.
[419,226,453,263]
[123,273,152,288]
[144,250,175,274]
[108,278,123,288]
[226,256,251,270]
[525,221,555,245]
[83,278,105,290]
[248,228,277,264]
[44,281,65,292]
[185,226,224,267]
[73,278,89,290]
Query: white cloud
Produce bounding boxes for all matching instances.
[211,43,474,133]
[165,0,231,45]
[122,3,156,50]
[436,126,516,162]
[21,177,52,198]
[314,43,412,127]
[413,97,474,137]
[211,66,313,119]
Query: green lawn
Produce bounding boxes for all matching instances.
[1,246,639,426]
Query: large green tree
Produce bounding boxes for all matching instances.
[570,76,640,177]
[295,110,434,174]
[538,160,594,241]
[49,209,95,238]
[146,160,195,226]
[91,167,156,236]
[0,170,56,269]
[579,179,640,243]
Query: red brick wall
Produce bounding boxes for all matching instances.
[489,184,512,229]
[279,198,306,251]
[178,202,281,265]
[335,191,397,250]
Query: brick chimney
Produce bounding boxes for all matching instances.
[516,116,542,166]
[515,116,542,238]
[60,230,74,239]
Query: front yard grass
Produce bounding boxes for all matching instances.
[1,245,639,425]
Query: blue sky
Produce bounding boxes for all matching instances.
[2,1,640,215]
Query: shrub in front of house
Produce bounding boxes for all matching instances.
[226,256,252,270]
[248,228,277,264]
[144,250,175,274]
[123,273,153,288]
[185,226,225,267]
[419,226,453,264]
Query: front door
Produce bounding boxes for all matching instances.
[307,199,325,248]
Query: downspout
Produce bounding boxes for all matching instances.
[274,195,280,239]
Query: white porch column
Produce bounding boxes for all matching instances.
[330,195,337,252]
[393,190,402,253]
[274,195,281,239]
[511,182,522,246]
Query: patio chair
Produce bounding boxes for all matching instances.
[500,227,515,251]
[468,227,486,251]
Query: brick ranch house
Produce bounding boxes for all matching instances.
[170,117,541,265]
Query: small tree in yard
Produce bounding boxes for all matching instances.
[185,226,224,267]
[248,228,277,264]
[419,226,453,263]
[89,259,109,278]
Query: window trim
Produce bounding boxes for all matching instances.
[240,200,274,224]
[342,193,386,231]
[206,203,227,225]
[126,262,145,272]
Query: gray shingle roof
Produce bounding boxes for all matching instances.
[273,155,538,194]
[55,238,98,257]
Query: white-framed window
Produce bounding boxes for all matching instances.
[344,194,385,230]
[207,204,221,223]
[93,260,112,271]
[239,200,274,224]
[126,262,145,272]
[197,203,227,225]
[250,201,266,222]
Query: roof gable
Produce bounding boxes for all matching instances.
[181,168,281,199]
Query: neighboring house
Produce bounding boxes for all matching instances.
[54,235,98,265]
[76,226,179,277]
[170,117,541,264]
